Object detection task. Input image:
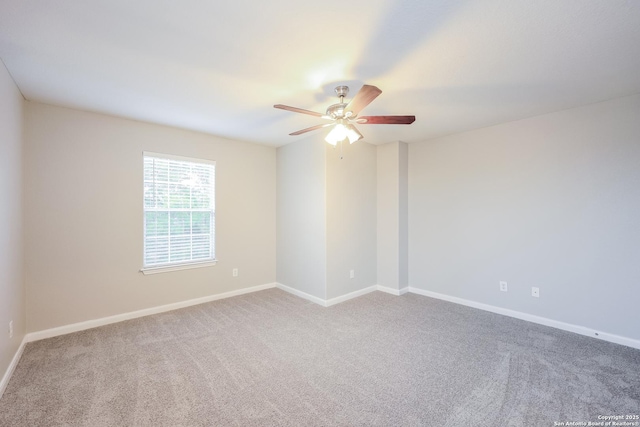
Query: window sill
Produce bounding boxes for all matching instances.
[140,260,217,275]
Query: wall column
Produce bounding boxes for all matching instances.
[376,141,408,291]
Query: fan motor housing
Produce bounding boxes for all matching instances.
[326,103,351,119]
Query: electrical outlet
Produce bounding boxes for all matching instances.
[500,281,508,292]
[349,269,355,279]
[9,320,13,339]
[531,287,540,298]
[232,268,238,277]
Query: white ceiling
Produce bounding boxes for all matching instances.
[1,0,640,147]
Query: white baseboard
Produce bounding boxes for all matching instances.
[25,283,277,343]
[408,287,640,350]
[275,283,327,306]
[326,286,378,307]
[276,283,382,307]
[377,285,409,296]
[0,336,27,399]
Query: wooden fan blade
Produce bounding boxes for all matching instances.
[345,85,382,116]
[274,104,325,118]
[289,123,333,136]
[357,115,416,125]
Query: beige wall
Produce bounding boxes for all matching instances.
[376,142,408,290]
[276,137,377,301]
[398,142,408,287]
[24,102,276,332]
[0,60,25,386]
[326,141,377,299]
[409,94,640,340]
[276,138,327,299]
[16,81,640,345]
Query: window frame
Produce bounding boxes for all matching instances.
[140,151,217,275]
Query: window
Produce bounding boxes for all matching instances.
[142,152,215,273]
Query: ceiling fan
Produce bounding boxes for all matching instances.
[274,85,415,145]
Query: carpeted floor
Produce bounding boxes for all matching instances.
[1,289,639,426]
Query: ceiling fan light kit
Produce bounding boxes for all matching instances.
[274,84,415,146]
[325,120,362,146]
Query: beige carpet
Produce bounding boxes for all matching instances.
[1,288,639,426]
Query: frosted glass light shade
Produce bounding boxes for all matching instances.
[345,125,363,144]
[325,123,348,146]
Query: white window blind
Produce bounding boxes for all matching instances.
[143,152,215,269]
